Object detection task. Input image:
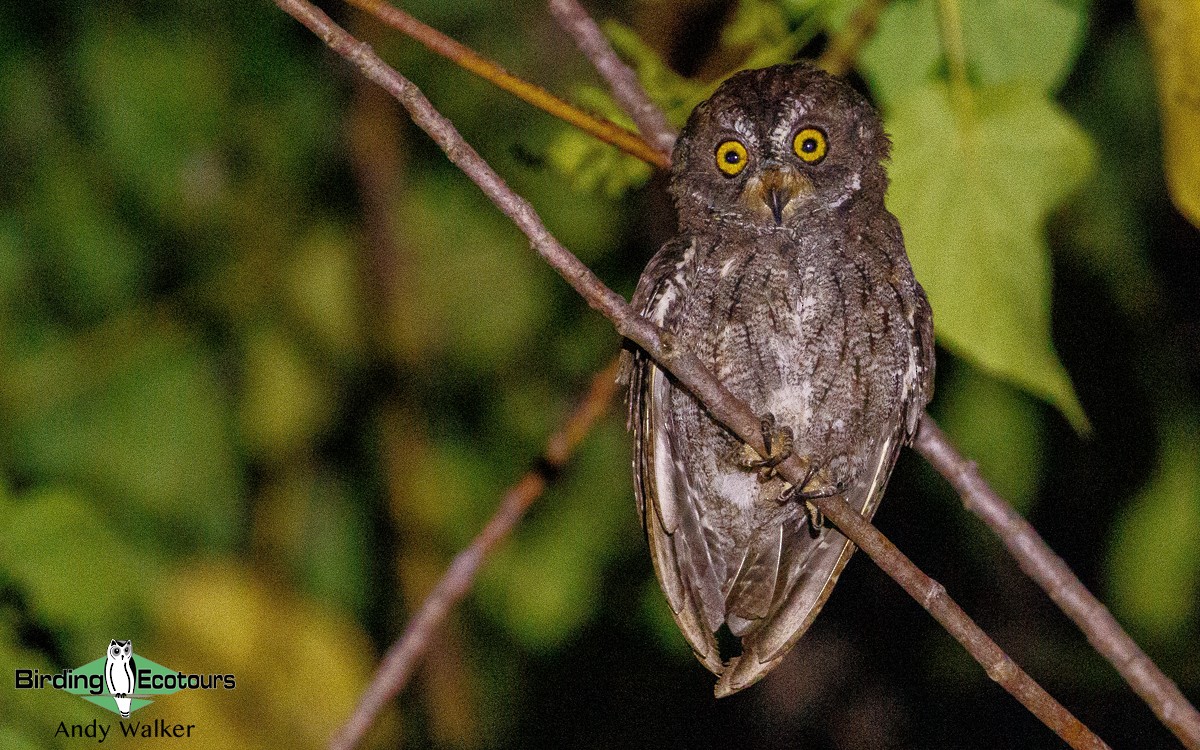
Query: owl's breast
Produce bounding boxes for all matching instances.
[670,232,912,486]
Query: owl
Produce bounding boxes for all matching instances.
[104,639,136,718]
[625,63,934,696]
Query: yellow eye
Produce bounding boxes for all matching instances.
[793,128,828,163]
[715,140,748,176]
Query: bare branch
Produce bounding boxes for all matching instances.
[344,0,670,169]
[273,2,1109,747]
[548,0,678,159]
[915,415,1200,750]
[817,0,890,77]
[331,359,621,750]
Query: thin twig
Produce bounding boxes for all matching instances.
[344,0,671,169]
[547,0,677,159]
[817,0,890,77]
[272,3,1108,747]
[916,415,1200,750]
[330,359,620,750]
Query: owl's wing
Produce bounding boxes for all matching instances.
[627,238,725,674]
[716,426,903,696]
[905,280,936,437]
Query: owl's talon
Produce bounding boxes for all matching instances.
[804,501,825,537]
[738,413,794,480]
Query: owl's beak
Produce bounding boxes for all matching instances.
[745,166,813,225]
[766,188,789,225]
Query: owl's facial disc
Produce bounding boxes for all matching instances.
[740,165,814,226]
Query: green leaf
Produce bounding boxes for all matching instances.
[0,486,159,649]
[2,317,242,547]
[1059,28,1163,320]
[886,83,1093,429]
[284,225,366,362]
[861,0,1088,105]
[1108,421,1200,641]
[547,107,654,199]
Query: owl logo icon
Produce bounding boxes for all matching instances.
[103,639,136,718]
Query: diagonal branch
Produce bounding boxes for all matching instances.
[331,359,621,750]
[547,0,677,159]
[344,0,670,169]
[273,2,1108,748]
[915,416,1200,749]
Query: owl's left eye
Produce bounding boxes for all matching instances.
[793,127,828,164]
[715,140,749,176]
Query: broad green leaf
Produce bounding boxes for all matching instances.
[886,83,1093,429]
[284,225,365,362]
[861,0,1087,105]
[547,100,654,199]
[1136,0,1200,227]
[1108,421,1200,641]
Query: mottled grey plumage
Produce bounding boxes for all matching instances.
[625,63,934,696]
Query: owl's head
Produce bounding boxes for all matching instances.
[669,63,890,232]
[108,639,132,661]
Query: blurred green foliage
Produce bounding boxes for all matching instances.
[1,0,1198,747]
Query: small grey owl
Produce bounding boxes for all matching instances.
[625,63,934,696]
[104,639,135,718]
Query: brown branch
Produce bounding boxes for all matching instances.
[331,358,621,750]
[344,0,670,170]
[547,0,677,159]
[273,3,1108,747]
[915,415,1200,750]
[817,0,890,77]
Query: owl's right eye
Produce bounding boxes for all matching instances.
[715,140,749,176]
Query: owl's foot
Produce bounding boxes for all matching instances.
[738,414,794,481]
[778,470,847,535]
